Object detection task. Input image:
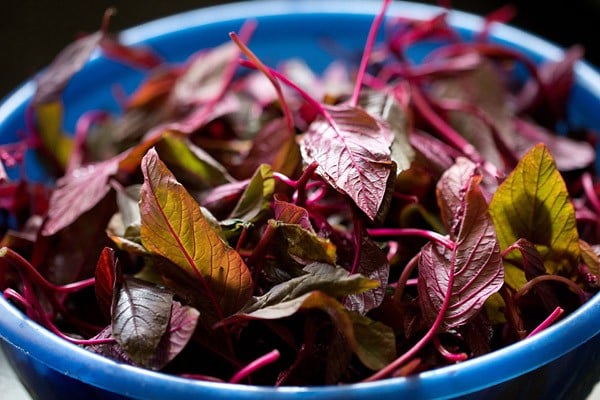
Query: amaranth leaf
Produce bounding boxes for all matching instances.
[300,104,395,220]
[488,143,580,288]
[344,235,389,315]
[112,277,173,366]
[140,148,253,318]
[418,162,503,329]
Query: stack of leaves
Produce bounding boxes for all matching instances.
[0,1,598,385]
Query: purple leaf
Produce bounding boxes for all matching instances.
[111,277,174,366]
[300,104,395,220]
[172,42,239,107]
[151,301,200,369]
[410,129,462,175]
[42,158,119,236]
[344,235,389,315]
[273,197,313,231]
[435,157,478,237]
[87,301,199,371]
[33,31,103,105]
[514,118,595,171]
[94,247,118,319]
[418,167,503,329]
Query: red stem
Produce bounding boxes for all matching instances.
[526,307,564,337]
[410,84,501,179]
[230,30,295,135]
[364,237,458,381]
[432,334,468,362]
[367,227,455,250]
[229,349,280,384]
[350,0,392,106]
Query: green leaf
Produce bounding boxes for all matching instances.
[156,133,234,189]
[489,143,580,287]
[348,311,397,370]
[236,263,378,316]
[224,286,395,371]
[228,164,274,223]
[35,102,73,171]
[270,220,337,265]
[140,148,253,318]
[361,90,415,175]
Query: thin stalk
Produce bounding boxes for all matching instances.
[367,227,455,250]
[392,253,420,304]
[229,349,280,384]
[364,240,458,381]
[410,84,501,179]
[230,30,295,135]
[432,335,468,362]
[349,0,392,106]
[515,274,587,304]
[526,307,564,337]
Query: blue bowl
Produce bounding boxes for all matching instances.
[0,1,599,399]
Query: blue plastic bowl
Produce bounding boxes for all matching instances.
[0,1,599,399]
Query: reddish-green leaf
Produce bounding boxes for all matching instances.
[271,220,336,265]
[273,197,313,231]
[139,148,253,318]
[34,102,74,171]
[94,247,118,319]
[300,104,395,220]
[228,164,274,223]
[156,133,234,189]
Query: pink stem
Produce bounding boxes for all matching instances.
[367,227,455,250]
[364,238,458,381]
[527,307,564,338]
[582,172,600,215]
[350,0,392,106]
[432,334,468,362]
[229,349,280,384]
[230,30,295,135]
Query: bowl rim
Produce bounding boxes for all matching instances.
[0,1,599,399]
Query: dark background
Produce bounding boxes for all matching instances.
[2,0,600,99]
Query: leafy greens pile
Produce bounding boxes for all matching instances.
[0,1,598,385]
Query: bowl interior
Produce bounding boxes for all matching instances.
[0,1,599,399]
